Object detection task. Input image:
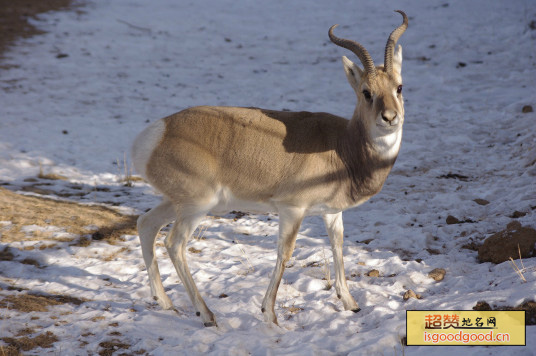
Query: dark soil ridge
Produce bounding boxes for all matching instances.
[0,0,78,62]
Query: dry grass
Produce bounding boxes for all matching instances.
[0,292,86,313]
[508,244,531,283]
[116,153,144,187]
[236,243,255,275]
[0,344,22,356]
[188,246,202,254]
[2,332,58,352]
[38,165,68,181]
[322,249,332,291]
[0,187,137,244]
[98,339,131,356]
[102,246,131,261]
[281,302,304,320]
[194,223,209,240]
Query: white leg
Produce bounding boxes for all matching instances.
[137,199,176,309]
[323,212,360,312]
[262,206,305,325]
[164,206,217,327]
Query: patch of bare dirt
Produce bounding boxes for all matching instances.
[0,187,137,244]
[0,0,78,63]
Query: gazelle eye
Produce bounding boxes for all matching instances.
[362,90,372,101]
[397,85,403,94]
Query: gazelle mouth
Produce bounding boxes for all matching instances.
[378,117,400,128]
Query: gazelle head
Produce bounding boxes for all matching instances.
[329,11,408,135]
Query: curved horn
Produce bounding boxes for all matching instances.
[329,24,377,80]
[384,10,408,73]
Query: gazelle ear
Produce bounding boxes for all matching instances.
[393,45,403,73]
[342,56,363,89]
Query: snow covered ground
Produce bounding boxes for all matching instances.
[1,0,535,354]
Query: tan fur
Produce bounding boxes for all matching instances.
[146,106,394,213]
[133,12,408,327]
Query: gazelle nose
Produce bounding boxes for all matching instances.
[381,110,397,123]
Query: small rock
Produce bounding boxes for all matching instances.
[474,198,490,206]
[473,301,492,311]
[522,105,533,113]
[478,223,536,264]
[511,211,527,218]
[426,248,441,255]
[92,231,105,240]
[461,241,480,251]
[403,289,422,301]
[438,173,469,181]
[456,62,467,68]
[446,215,460,224]
[366,269,380,277]
[428,268,446,281]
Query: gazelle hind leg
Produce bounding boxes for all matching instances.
[164,206,216,327]
[138,199,176,309]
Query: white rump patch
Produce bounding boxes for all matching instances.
[131,119,166,179]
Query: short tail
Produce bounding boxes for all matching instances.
[131,119,166,180]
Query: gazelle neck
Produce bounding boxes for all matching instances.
[334,113,402,204]
[369,124,403,161]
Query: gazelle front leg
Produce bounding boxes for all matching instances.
[323,212,360,312]
[261,206,305,325]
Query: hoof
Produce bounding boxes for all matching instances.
[203,321,218,327]
[262,311,278,325]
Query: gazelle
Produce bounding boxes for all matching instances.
[132,11,408,327]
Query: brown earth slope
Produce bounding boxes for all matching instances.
[0,0,74,62]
